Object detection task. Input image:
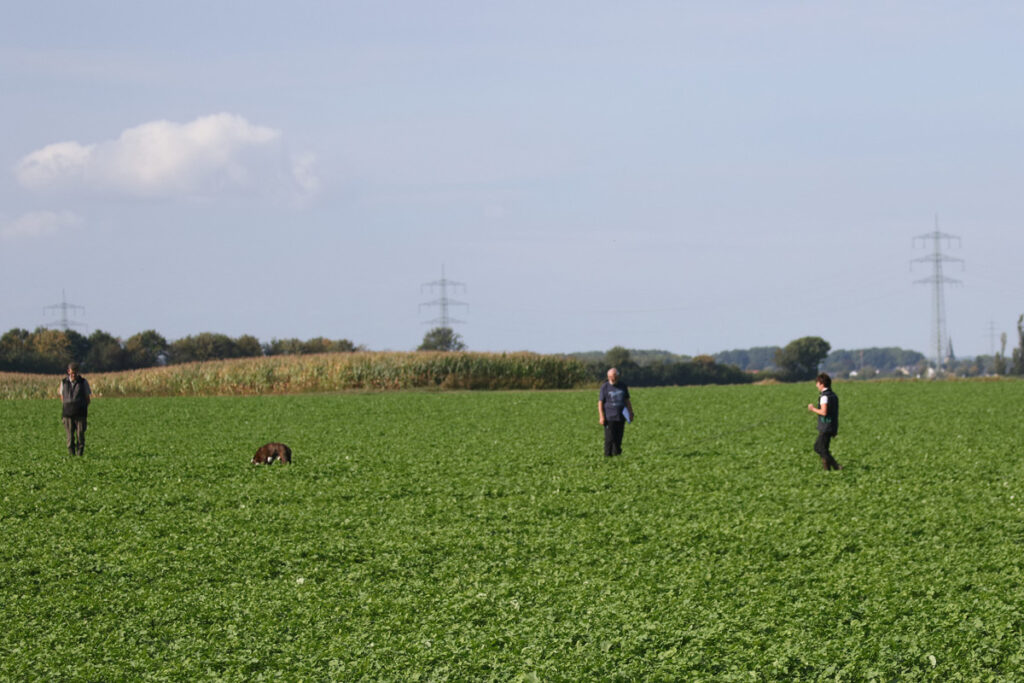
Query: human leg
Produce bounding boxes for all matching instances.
[75,418,87,455]
[814,431,840,470]
[63,417,76,454]
[610,420,625,455]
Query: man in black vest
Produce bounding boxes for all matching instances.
[58,363,91,456]
[807,372,841,470]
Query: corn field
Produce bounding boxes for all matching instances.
[0,351,589,399]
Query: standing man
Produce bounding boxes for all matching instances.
[59,362,91,456]
[806,372,841,471]
[598,367,635,457]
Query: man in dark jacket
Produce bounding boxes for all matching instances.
[58,362,91,455]
[806,372,841,470]
[598,367,636,456]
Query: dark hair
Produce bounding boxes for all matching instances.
[67,362,80,373]
[816,372,831,387]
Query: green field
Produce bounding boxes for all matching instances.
[3,381,1024,679]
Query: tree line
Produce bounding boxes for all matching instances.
[6,320,1023,382]
[0,327,359,374]
[580,336,834,385]
[581,325,1024,386]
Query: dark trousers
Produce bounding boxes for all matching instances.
[63,417,87,455]
[604,420,626,456]
[813,431,841,470]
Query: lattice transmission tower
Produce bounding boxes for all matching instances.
[43,289,86,331]
[911,219,963,374]
[420,266,467,328]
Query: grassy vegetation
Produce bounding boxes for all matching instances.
[2,381,1023,679]
[0,351,589,399]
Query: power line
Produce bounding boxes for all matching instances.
[911,217,963,374]
[419,265,468,328]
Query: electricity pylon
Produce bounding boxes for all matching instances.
[911,219,963,374]
[43,289,86,331]
[419,266,467,328]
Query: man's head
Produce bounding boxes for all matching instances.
[816,372,831,389]
[67,362,79,378]
[607,368,620,384]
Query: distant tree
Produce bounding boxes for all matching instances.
[0,328,35,372]
[714,346,779,372]
[30,328,72,370]
[124,330,169,368]
[264,338,304,355]
[775,336,831,382]
[65,329,90,365]
[1013,315,1024,376]
[604,346,632,370]
[236,334,263,358]
[714,349,749,370]
[85,330,125,372]
[856,365,879,380]
[264,337,358,355]
[169,333,237,363]
[418,327,466,352]
[822,347,925,377]
[994,332,1008,375]
[301,337,357,354]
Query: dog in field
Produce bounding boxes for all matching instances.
[252,442,292,465]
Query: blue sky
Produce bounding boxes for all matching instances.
[2,2,1021,358]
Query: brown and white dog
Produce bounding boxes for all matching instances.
[251,442,292,465]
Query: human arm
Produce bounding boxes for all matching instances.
[598,400,606,425]
[807,396,826,416]
[625,399,636,421]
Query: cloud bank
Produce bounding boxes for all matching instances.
[15,113,318,202]
[0,210,83,241]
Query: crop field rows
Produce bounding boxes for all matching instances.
[2,381,1024,679]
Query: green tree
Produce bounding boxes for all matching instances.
[85,330,125,372]
[1012,315,1024,376]
[418,327,466,351]
[236,334,263,358]
[170,333,238,363]
[994,332,1008,375]
[604,346,632,370]
[0,328,35,371]
[264,338,303,355]
[124,330,169,368]
[30,328,72,370]
[775,336,831,382]
[65,329,90,365]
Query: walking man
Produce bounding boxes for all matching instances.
[807,372,841,470]
[598,367,635,456]
[59,362,91,456]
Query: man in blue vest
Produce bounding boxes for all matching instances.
[598,367,635,456]
[58,362,91,456]
[806,372,841,470]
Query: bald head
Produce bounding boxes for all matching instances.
[606,368,619,384]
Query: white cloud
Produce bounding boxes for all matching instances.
[15,113,319,201]
[0,210,83,240]
[291,152,321,198]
